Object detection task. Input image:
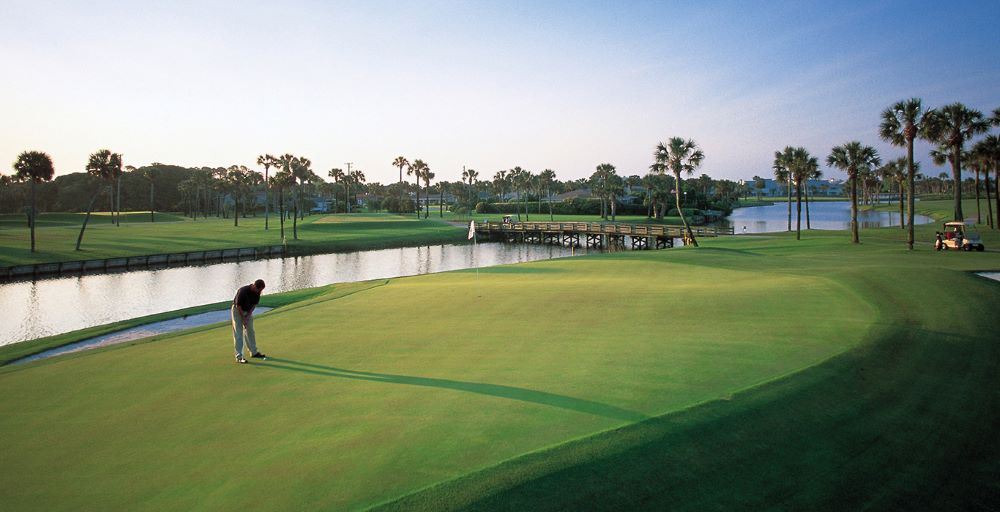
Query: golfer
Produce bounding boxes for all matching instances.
[233,279,267,364]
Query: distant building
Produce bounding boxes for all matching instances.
[746,178,845,197]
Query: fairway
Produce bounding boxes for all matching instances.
[0,213,463,266]
[1,212,999,510]
[1,245,876,510]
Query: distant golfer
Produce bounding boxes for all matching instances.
[233,279,267,364]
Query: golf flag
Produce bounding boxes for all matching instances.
[468,220,476,240]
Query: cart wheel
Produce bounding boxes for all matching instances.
[977,245,985,252]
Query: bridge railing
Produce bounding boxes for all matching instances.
[476,221,734,237]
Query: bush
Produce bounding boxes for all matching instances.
[382,196,415,214]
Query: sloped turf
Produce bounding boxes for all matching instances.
[0,237,880,510]
[375,235,1000,510]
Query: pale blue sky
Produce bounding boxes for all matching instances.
[2,1,998,183]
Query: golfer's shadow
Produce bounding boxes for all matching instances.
[256,358,648,423]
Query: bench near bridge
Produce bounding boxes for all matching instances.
[475,221,734,249]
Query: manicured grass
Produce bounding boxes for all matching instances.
[0,212,464,266]
[2,213,999,510]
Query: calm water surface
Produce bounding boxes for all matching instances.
[0,243,583,347]
[722,201,933,234]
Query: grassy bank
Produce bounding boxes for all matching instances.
[1,215,998,510]
[0,284,343,366]
[0,212,464,267]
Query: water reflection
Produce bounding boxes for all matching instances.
[0,243,582,347]
[721,201,933,234]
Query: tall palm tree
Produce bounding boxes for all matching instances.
[77,149,120,250]
[270,170,295,240]
[967,150,985,225]
[393,156,409,214]
[466,168,479,206]
[787,147,817,240]
[348,169,366,213]
[772,147,793,231]
[591,164,614,220]
[421,168,434,218]
[493,169,508,207]
[134,166,157,223]
[607,172,624,221]
[827,141,881,244]
[408,160,427,219]
[12,150,55,252]
[880,99,929,249]
[539,169,556,221]
[290,156,313,239]
[805,159,822,230]
[972,135,1000,228]
[922,103,990,221]
[654,138,704,246]
[328,167,345,212]
[509,167,531,221]
[113,156,124,226]
[257,154,276,230]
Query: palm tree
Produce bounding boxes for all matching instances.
[493,169,509,207]
[805,160,822,230]
[972,135,1000,228]
[654,138,704,246]
[922,103,990,221]
[113,156,124,226]
[328,167,345,212]
[827,141,881,244]
[539,169,556,221]
[773,148,793,231]
[12,150,55,252]
[290,156,313,239]
[590,164,614,220]
[393,156,409,214]
[408,160,427,219]
[348,169,366,213]
[137,166,156,222]
[967,151,985,225]
[607,172,624,221]
[880,99,929,249]
[420,168,434,218]
[463,169,479,208]
[787,147,818,239]
[509,167,531,221]
[76,149,120,250]
[270,170,295,240]
[257,154,276,229]
[0,173,11,213]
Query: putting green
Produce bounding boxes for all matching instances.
[0,251,875,511]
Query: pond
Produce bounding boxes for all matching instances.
[720,200,934,234]
[0,242,585,347]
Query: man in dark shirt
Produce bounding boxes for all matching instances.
[233,279,267,364]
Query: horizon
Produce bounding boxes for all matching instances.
[2,1,998,184]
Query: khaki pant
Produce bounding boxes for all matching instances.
[232,305,258,359]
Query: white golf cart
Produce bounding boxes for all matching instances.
[935,221,985,252]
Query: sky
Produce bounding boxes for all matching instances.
[1,0,998,184]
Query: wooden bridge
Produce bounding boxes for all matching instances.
[475,221,733,249]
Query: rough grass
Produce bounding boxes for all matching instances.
[0,212,463,266]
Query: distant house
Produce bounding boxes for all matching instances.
[748,178,845,197]
[552,189,593,201]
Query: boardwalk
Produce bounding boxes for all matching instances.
[475,221,733,249]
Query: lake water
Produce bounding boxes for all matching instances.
[721,200,934,234]
[0,243,584,347]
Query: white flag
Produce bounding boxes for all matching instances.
[468,220,476,240]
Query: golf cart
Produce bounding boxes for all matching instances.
[935,221,985,252]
